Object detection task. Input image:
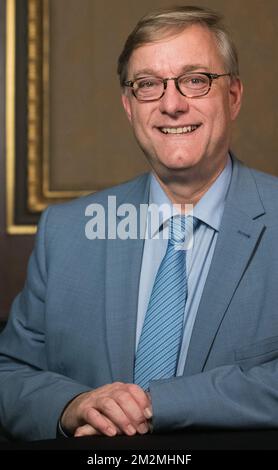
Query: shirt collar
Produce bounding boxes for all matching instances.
[148,154,232,238]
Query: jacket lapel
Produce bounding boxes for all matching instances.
[183,159,266,375]
[105,174,150,383]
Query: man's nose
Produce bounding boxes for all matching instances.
[159,79,189,116]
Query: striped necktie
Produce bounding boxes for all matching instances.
[134,215,197,390]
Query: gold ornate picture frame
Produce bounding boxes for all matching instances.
[28,0,91,212]
[6,0,90,234]
[6,0,146,235]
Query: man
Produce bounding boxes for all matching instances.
[1,6,278,441]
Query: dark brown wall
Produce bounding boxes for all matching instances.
[48,0,278,185]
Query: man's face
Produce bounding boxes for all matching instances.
[122,25,243,184]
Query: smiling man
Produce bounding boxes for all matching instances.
[1,6,278,442]
[121,22,242,205]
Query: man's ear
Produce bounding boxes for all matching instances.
[121,93,132,123]
[229,77,243,121]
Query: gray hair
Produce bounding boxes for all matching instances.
[117,5,239,86]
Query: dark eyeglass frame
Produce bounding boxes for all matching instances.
[124,72,231,101]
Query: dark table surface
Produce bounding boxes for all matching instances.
[1,429,278,450]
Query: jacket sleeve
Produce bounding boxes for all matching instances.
[0,208,91,441]
[150,358,278,431]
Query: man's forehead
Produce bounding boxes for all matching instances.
[127,27,222,77]
[132,64,210,79]
[128,25,220,66]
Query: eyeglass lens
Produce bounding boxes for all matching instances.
[134,73,211,100]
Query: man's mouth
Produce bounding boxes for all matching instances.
[158,124,201,135]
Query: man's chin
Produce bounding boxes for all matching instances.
[149,161,198,185]
[155,157,197,174]
[141,146,201,176]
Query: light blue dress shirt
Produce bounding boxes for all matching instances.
[136,156,232,376]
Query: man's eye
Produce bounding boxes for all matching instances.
[191,78,203,84]
[182,75,207,86]
[137,79,157,89]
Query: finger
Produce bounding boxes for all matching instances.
[84,407,118,437]
[127,384,153,419]
[113,390,149,434]
[74,424,100,437]
[75,416,123,438]
[95,396,138,436]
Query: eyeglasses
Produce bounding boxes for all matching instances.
[124,72,231,101]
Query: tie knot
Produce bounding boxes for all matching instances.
[169,216,198,247]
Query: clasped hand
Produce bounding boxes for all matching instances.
[61,382,153,437]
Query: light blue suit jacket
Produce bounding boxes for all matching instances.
[1,157,278,440]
